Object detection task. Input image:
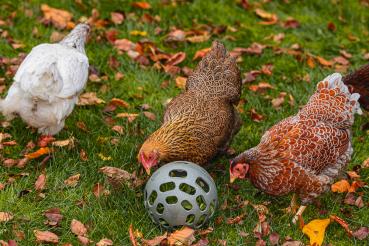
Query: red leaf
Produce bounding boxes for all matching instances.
[131,2,151,9]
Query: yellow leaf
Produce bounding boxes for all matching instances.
[25,147,51,159]
[98,153,112,161]
[302,218,331,246]
[130,30,147,36]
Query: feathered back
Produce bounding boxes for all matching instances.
[343,64,369,110]
[298,73,361,129]
[185,41,241,104]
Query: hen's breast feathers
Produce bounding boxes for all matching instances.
[15,43,89,102]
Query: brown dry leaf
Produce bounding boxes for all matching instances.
[143,111,156,121]
[96,238,113,246]
[186,34,210,43]
[78,92,105,106]
[114,38,135,51]
[142,233,167,246]
[0,212,13,222]
[40,4,74,29]
[166,29,186,42]
[226,214,246,225]
[116,113,139,122]
[44,208,63,226]
[167,227,195,245]
[64,173,80,187]
[99,166,144,188]
[269,232,280,245]
[78,235,92,245]
[50,31,65,42]
[302,218,331,246]
[35,173,46,191]
[131,2,151,9]
[250,108,265,122]
[129,224,138,246]
[363,157,369,168]
[166,52,186,66]
[331,179,350,193]
[349,180,366,192]
[355,196,364,208]
[316,56,333,67]
[111,98,130,108]
[255,8,278,25]
[249,82,274,93]
[272,92,286,109]
[352,227,369,240]
[327,22,336,31]
[112,125,124,134]
[111,12,124,25]
[71,219,87,236]
[25,147,51,159]
[93,183,104,198]
[347,171,360,179]
[175,76,187,89]
[332,56,350,65]
[330,215,353,237]
[34,230,59,244]
[193,48,211,60]
[52,137,74,148]
[283,18,300,29]
[307,56,316,68]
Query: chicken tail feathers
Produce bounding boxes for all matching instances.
[343,63,369,111]
[298,73,361,128]
[185,41,242,104]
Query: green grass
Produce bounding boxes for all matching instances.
[1,0,369,245]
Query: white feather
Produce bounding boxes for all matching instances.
[1,34,89,135]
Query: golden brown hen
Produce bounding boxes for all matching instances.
[138,41,242,174]
[230,72,363,223]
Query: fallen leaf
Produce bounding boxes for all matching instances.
[255,8,278,25]
[330,215,352,237]
[96,238,113,246]
[316,56,333,67]
[355,196,364,208]
[344,193,356,205]
[352,227,369,240]
[78,92,105,106]
[70,219,87,236]
[50,31,65,42]
[307,56,316,68]
[281,240,303,246]
[116,113,139,122]
[40,4,74,29]
[130,30,147,36]
[111,98,130,108]
[35,173,46,191]
[34,230,59,244]
[269,232,280,245]
[112,125,124,134]
[175,76,187,89]
[364,53,369,60]
[143,111,156,121]
[166,52,186,66]
[111,12,124,25]
[332,56,349,65]
[78,235,92,245]
[302,218,331,246]
[44,208,63,226]
[52,138,74,148]
[226,214,246,225]
[25,147,51,159]
[331,179,350,193]
[168,227,195,245]
[93,183,104,198]
[64,174,80,187]
[131,2,151,9]
[250,108,265,122]
[0,212,13,222]
[114,39,135,51]
[249,82,274,92]
[98,153,112,161]
[283,17,300,29]
[99,166,144,188]
[327,22,336,31]
[166,29,186,42]
[271,92,286,109]
[363,157,369,168]
[193,48,211,60]
[142,233,167,246]
[349,180,366,192]
[186,34,210,43]
[129,224,138,246]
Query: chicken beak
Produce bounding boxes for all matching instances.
[145,167,151,175]
[230,173,237,183]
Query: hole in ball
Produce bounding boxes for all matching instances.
[156,203,164,214]
[196,214,207,227]
[159,218,169,227]
[148,191,157,205]
[186,214,195,224]
[181,200,193,211]
[196,195,207,211]
[160,182,175,192]
[169,169,187,178]
[179,183,196,195]
[196,177,210,193]
[166,196,178,204]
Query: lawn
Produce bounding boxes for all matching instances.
[0,0,369,245]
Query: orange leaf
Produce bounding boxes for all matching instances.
[111,98,130,108]
[25,147,51,159]
[129,224,138,246]
[175,76,187,89]
[316,56,333,67]
[330,215,353,237]
[331,179,350,193]
[40,4,74,30]
[349,180,366,193]
[131,2,151,9]
[193,48,211,60]
[307,56,316,68]
[168,226,195,245]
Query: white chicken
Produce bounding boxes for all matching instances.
[0,23,90,135]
